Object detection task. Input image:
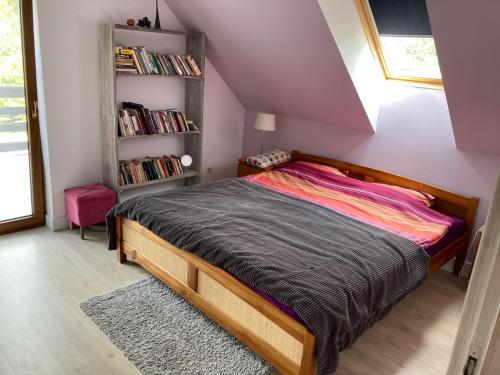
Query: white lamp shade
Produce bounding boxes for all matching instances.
[254,112,276,132]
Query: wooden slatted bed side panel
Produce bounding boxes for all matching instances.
[116,217,316,375]
[120,219,308,341]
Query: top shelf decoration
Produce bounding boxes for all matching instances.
[154,0,161,29]
[137,17,152,28]
[124,0,161,30]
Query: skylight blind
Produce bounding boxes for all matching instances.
[368,0,432,36]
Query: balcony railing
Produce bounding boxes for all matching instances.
[0,85,28,152]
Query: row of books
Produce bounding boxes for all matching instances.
[118,102,199,137]
[114,46,202,77]
[119,155,185,186]
[115,47,136,72]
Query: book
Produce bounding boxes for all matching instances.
[116,68,138,73]
[115,47,138,73]
[134,47,148,73]
[148,52,162,74]
[116,45,202,77]
[163,56,176,75]
[119,155,185,186]
[162,55,175,75]
[185,55,202,76]
[176,55,191,76]
[118,102,197,137]
[131,48,144,74]
[186,119,199,131]
[115,45,202,77]
[122,102,155,134]
[168,54,184,75]
[154,53,168,75]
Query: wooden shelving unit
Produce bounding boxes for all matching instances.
[99,23,205,201]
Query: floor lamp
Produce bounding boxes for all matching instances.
[254,112,276,154]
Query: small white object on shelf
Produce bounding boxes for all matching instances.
[181,154,193,173]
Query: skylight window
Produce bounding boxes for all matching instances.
[355,0,442,86]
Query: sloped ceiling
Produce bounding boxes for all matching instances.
[428,0,500,155]
[165,0,374,132]
[167,0,500,156]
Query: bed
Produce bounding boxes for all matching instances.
[108,151,478,375]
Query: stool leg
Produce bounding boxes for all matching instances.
[80,226,85,240]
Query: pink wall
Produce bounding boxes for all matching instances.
[244,84,500,235]
[202,59,245,182]
[34,0,245,229]
[428,0,500,156]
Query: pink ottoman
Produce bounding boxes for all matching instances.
[64,183,116,239]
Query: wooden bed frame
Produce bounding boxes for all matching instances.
[116,151,478,375]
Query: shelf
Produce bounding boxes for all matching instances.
[120,170,199,192]
[116,71,203,80]
[117,131,201,143]
[114,24,203,38]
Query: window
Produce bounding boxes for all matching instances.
[355,0,442,86]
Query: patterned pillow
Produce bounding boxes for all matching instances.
[263,149,292,165]
[246,154,273,168]
[246,149,292,168]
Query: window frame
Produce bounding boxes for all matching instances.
[354,0,443,88]
[0,0,45,234]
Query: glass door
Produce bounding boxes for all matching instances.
[0,0,44,234]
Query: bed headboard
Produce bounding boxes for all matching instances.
[291,151,479,235]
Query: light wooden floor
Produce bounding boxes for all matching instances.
[0,227,467,375]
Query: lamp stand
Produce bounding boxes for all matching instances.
[260,130,264,154]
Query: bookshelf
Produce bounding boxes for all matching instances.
[99,23,204,200]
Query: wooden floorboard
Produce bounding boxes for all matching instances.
[0,227,467,374]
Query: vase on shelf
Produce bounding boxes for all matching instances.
[154,0,161,29]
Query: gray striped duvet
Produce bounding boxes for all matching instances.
[107,178,429,374]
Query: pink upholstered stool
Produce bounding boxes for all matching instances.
[64,183,116,239]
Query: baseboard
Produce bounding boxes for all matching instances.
[45,214,68,232]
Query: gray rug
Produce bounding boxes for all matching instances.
[80,277,272,375]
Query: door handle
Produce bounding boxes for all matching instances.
[31,100,38,119]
